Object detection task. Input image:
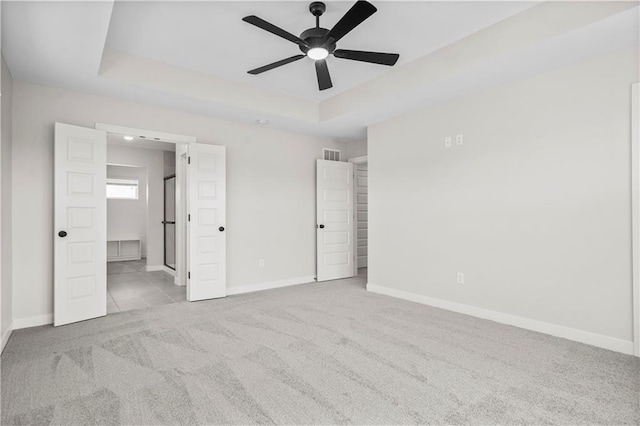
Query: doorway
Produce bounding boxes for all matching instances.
[348,155,368,280]
[105,134,185,314]
[355,162,368,279]
[53,122,228,326]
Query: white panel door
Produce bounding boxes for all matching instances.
[356,164,368,268]
[187,143,226,301]
[317,159,354,281]
[54,123,107,326]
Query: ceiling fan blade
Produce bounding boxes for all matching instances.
[334,49,399,66]
[326,1,377,43]
[247,55,306,75]
[242,15,309,47]
[315,59,333,91]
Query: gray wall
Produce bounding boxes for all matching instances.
[368,47,638,345]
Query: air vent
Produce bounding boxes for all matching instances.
[323,148,341,162]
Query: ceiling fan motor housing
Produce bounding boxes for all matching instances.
[299,27,336,55]
[309,2,326,17]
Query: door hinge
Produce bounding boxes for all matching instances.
[188,156,191,164]
[188,271,191,279]
[188,214,191,222]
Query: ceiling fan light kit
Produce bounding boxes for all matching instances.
[242,0,400,91]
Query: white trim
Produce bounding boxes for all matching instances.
[146,265,176,276]
[227,276,315,296]
[175,148,189,287]
[95,123,196,144]
[632,82,640,357]
[1,322,13,353]
[367,283,635,355]
[348,155,368,164]
[13,314,53,330]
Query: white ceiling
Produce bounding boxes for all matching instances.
[105,1,537,101]
[2,1,638,141]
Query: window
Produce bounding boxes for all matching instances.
[106,178,139,200]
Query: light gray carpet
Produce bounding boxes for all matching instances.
[2,275,639,425]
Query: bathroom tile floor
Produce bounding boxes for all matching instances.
[107,260,185,314]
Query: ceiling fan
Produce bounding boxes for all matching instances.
[242,0,400,91]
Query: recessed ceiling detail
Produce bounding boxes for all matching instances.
[2,1,637,140]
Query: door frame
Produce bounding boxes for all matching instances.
[95,124,196,144]
[631,83,640,357]
[348,155,368,277]
[176,147,189,286]
[96,123,196,289]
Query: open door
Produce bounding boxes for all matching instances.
[187,143,226,301]
[54,123,107,326]
[316,159,354,281]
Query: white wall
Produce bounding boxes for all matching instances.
[1,54,13,347]
[368,47,639,352]
[106,164,148,258]
[11,80,345,325]
[347,139,367,159]
[107,145,164,264]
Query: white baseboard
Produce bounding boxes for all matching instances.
[1,322,13,353]
[146,265,176,276]
[13,314,53,330]
[367,283,635,356]
[227,276,315,296]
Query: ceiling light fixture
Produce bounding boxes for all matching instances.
[123,135,134,141]
[257,118,269,125]
[307,47,328,60]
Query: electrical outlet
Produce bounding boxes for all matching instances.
[444,136,452,148]
[455,134,464,145]
[259,259,265,268]
[456,272,464,284]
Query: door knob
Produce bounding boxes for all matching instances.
[318,224,325,229]
[219,226,225,232]
[58,231,67,238]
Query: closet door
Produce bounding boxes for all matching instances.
[187,143,226,301]
[316,159,354,281]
